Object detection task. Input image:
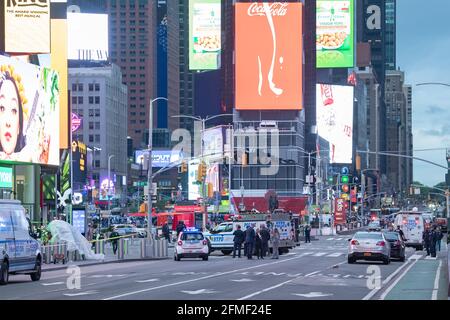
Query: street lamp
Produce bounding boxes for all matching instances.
[172,113,233,231]
[147,97,168,240]
[107,154,115,217]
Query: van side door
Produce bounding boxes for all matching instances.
[10,209,35,271]
[0,209,15,269]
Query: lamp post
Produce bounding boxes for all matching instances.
[147,97,168,240]
[171,114,232,231]
[107,154,115,220]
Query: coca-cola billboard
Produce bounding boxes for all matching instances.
[235,3,303,110]
[334,198,347,225]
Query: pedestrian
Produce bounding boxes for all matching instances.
[254,229,263,259]
[260,225,270,258]
[176,221,185,237]
[435,226,443,252]
[396,226,406,241]
[232,225,245,258]
[109,229,120,255]
[162,222,171,242]
[304,224,311,243]
[423,227,431,256]
[271,228,280,259]
[86,223,94,242]
[245,225,256,260]
[430,226,438,257]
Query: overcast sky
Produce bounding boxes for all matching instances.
[397,0,450,187]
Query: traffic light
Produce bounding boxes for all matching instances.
[197,162,207,182]
[342,184,349,193]
[208,183,214,198]
[180,161,187,173]
[341,175,349,184]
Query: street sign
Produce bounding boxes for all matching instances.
[341,167,349,175]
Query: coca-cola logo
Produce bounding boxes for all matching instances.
[248,2,288,17]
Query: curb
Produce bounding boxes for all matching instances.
[42,257,169,272]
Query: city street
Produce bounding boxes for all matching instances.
[2,232,447,300]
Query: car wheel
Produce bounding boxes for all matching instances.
[202,256,208,261]
[30,258,42,282]
[399,255,405,262]
[0,261,9,285]
[347,257,355,264]
[383,257,390,265]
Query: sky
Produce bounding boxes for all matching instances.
[397,0,450,187]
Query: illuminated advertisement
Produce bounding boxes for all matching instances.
[0,55,60,166]
[188,159,201,201]
[2,0,51,53]
[316,0,354,68]
[135,150,183,167]
[99,178,114,201]
[72,141,87,185]
[189,0,221,70]
[72,209,86,235]
[334,198,346,224]
[0,166,12,188]
[71,112,82,132]
[203,126,223,161]
[235,2,303,110]
[316,84,354,164]
[67,13,109,61]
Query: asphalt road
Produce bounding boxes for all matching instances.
[0,232,447,300]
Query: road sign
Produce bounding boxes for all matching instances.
[341,167,349,175]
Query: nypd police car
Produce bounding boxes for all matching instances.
[174,228,209,261]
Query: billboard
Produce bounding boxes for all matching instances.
[188,159,201,201]
[72,140,87,185]
[235,3,303,110]
[316,84,354,164]
[135,150,183,168]
[67,13,109,61]
[2,0,51,54]
[72,209,86,235]
[189,0,221,70]
[334,198,347,224]
[316,0,354,68]
[203,126,224,161]
[0,55,60,166]
[0,166,12,188]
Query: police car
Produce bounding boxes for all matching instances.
[174,228,209,261]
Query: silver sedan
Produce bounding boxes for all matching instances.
[348,232,391,264]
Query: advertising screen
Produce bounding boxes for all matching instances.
[316,0,354,68]
[0,166,12,188]
[188,159,201,201]
[235,2,303,110]
[316,84,354,164]
[189,0,221,70]
[0,55,60,166]
[135,150,183,167]
[67,13,109,61]
[72,209,86,235]
[334,198,347,224]
[2,0,51,54]
[203,126,223,161]
[72,141,87,185]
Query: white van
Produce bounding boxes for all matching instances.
[0,200,42,285]
[393,210,425,250]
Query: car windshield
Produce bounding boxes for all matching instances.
[182,233,204,241]
[383,232,400,241]
[354,232,383,240]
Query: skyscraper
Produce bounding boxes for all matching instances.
[385,0,396,71]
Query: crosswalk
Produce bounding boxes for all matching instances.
[326,237,347,241]
[301,251,346,258]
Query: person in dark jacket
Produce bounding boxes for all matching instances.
[429,226,438,257]
[260,225,270,258]
[423,228,431,256]
[232,225,245,258]
[162,223,171,242]
[254,229,263,259]
[109,230,120,255]
[304,224,311,243]
[245,225,256,259]
[435,226,443,252]
[176,221,186,237]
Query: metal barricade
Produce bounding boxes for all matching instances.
[95,240,105,255]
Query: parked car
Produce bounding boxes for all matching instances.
[0,200,42,285]
[348,231,391,264]
[112,224,135,236]
[383,231,406,262]
[174,228,209,261]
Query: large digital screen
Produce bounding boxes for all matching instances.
[235,2,303,110]
[72,209,86,235]
[188,159,201,201]
[316,0,354,68]
[72,140,87,185]
[316,84,354,164]
[67,13,109,61]
[0,55,60,166]
[203,126,224,161]
[189,0,221,70]
[135,150,183,167]
[2,0,51,54]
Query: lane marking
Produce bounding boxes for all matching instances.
[64,290,99,297]
[326,238,334,241]
[103,253,310,300]
[292,292,333,298]
[379,258,420,300]
[327,253,344,257]
[42,282,64,286]
[343,275,351,278]
[313,252,327,257]
[238,280,294,300]
[181,289,218,295]
[136,279,159,283]
[432,260,442,300]
[230,278,255,282]
[305,271,320,277]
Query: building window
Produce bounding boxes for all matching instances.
[95,109,100,117]
[89,135,94,143]
[89,96,94,104]
[95,135,100,143]
[78,96,83,104]
[140,120,145,124]
[95,160,100,168]
[72,96,77,104]
[78,84,83,91]
[89,83,94,91]
[130,104,137,109]
[95,122,100,130]
[72,83,77,92]
[89,109,94,117]
[89,122,94,130]
[95,96,100,104]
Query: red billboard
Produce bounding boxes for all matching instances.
[334,198,347,225]
[235,2,303,110]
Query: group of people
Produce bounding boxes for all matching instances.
[422,225,444,257]
[232,224,281,260]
